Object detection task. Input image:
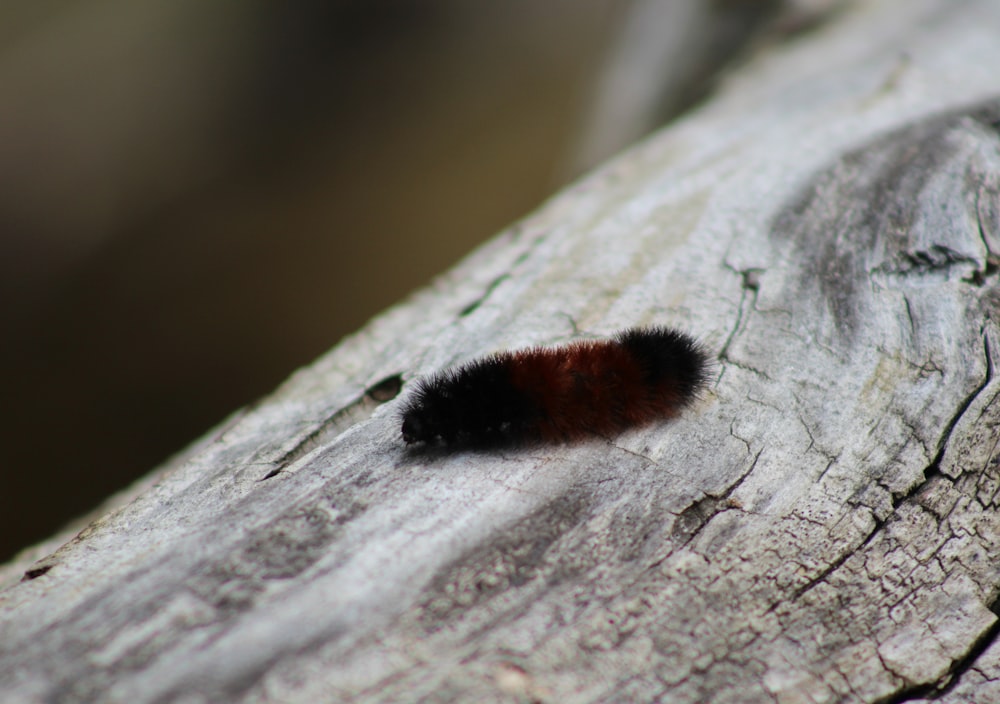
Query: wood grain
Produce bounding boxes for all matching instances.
[2,1,999,701]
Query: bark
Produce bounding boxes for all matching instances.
[2,1,999,702]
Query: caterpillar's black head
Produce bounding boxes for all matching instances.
[401,407,430,444]
[400,353,541,448]
[399,377,450,445]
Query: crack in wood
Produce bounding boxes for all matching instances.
[260,374,403,480]
[877,603,1000,703]
[718,264,763,365]
[458,273,511,317]
[669,449,761,547]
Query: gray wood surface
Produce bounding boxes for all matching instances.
[3,1,999,702]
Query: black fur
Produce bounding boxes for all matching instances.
[400,353,540,447]
[616,327,709,399]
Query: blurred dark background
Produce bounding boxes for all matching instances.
[0,0,808,562]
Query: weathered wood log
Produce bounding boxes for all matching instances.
[3,1,999,702]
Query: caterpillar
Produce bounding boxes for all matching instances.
[400,326,709,448]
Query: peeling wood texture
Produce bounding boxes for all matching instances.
[3,1,1000,703]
